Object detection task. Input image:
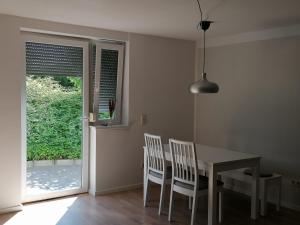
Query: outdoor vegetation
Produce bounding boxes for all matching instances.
[26,76,82,161]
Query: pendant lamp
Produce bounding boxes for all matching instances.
[189,1,219,94]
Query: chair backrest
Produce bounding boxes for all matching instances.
[169,139,198,186]
[144,133,166,174]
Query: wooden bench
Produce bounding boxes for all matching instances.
[220,169,282,216]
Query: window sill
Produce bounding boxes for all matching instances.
[90,124,130,130]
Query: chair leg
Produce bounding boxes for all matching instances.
[260,181,267,216]
[189,196,192,210]
[144,178,149,207]
[168,186,174,221]
[158,182,165,215]
[190,192,198,225]
[276,180,281,211]
[218,191,223,223]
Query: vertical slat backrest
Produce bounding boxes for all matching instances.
[144,133,165,174]
[169,139,198,185]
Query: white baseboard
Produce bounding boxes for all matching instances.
[0,204,23,214]
[90,183,143,196]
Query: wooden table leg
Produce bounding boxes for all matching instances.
[208,165,217,225]
[251,161,260,219]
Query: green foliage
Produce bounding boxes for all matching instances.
[27,145,81,161]
[53,76,82,90]
[53,76,75,88]
[99,112,110,120]
[26,76,82,161]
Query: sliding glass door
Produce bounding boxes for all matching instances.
[22,34,89,202]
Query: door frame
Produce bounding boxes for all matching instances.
[21,33,89,202]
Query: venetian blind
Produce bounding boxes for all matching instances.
[26,42,83,77]
[91,45,119,113]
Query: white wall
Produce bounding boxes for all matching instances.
[194,35,300,210]
[0,14,195,211]
[91,34,195,194]
[0,15,22,211]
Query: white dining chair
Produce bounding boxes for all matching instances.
[144,133,172,215]
[168,139,224,225]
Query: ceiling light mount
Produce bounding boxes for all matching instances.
[198,20,212,31]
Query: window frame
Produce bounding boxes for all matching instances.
[92,42,125,125]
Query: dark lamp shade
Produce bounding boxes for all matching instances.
[189,73,219,94]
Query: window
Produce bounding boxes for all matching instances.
[90,42,125,125]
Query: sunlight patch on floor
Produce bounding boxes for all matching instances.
[4,197,78,225]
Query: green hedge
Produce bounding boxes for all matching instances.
[27,145,81,161]
[26,76,82,161]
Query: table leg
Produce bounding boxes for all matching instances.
[143,149,148,203]
[208,165,217,225]
[251,161,260,219]
[260,179,267,216]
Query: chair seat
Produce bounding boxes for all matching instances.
[244,169,273,178]
[149,166,172,179]
[174,175,224,190]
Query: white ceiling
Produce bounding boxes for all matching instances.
[0,0,300,40]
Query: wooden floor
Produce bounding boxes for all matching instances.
[0,187,299,225]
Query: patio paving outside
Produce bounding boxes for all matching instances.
[26,165,82,195]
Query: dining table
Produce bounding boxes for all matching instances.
[143,143,261,225]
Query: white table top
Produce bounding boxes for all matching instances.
[161,144,260,165]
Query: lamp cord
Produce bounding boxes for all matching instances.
[196,0,205,76]
[203,29,205,75]
[196,0,203,22]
